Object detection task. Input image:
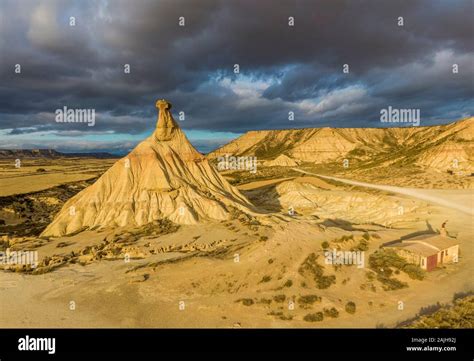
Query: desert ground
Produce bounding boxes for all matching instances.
[0,110,472,328]
[0,157,116,197]
[0,160,472,328]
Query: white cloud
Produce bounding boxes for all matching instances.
[27,0,62,48]
[297,85,369,116]
[212,76,373,120]
[216,76,275,108]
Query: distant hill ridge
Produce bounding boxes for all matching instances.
[0,149,117,159]
[207,117,473,172]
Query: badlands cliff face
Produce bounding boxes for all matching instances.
[264,154,299,167]
[41,100,252,237]
[208,117,474,172]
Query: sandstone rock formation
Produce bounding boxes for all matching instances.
[208,117,474,172]
[262,179,424,226]
[41,100,253,237]
[264,154,299,167]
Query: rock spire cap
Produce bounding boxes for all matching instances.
[156,99,172,111]
[154,99,178,141]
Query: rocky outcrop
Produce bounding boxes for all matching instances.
[41,100,253,237]
[208,117,474,171]
[264,154,299,167]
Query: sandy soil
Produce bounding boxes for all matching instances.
[237,177,294,191]
[0,158,115,196]
[0,206,471,328]
[1,174,472,328]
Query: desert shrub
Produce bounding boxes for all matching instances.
[366,271,375,281]
[418,303,442,317]
[402,264,426,280]
[268,310,292,321]
[377,274,408,290]
[36,168,47,172]
[236,298,254,306]
[317,274,336,289]
[323,307,339,318]
[298,253,336,289]
[321,241,329,249]
[259,236,268,242]
[283,279,293,288]
[362,232,371,241]
[268,311,283,316]
[352,239,369,251]
[259,275,272,283]
[359,239,369,250]
[369,249,406,271]
[401,296,474,329]
[453,290,474,301]
[298,295,321,305]
[369,249,425,287]
[273,294,286,303]
[133,219,179,237]
[303,312,324,322]
[345,301,356,314]
[334,235,354,243]
[348,147,367,157]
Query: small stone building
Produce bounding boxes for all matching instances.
[383,234,459,271]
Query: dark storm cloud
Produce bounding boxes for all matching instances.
[0,0,472,152]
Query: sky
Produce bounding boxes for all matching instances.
[0,0,472,154]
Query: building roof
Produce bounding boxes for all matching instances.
[404,234,459,250]
[384,234,459,257]
[385,242,439,257]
